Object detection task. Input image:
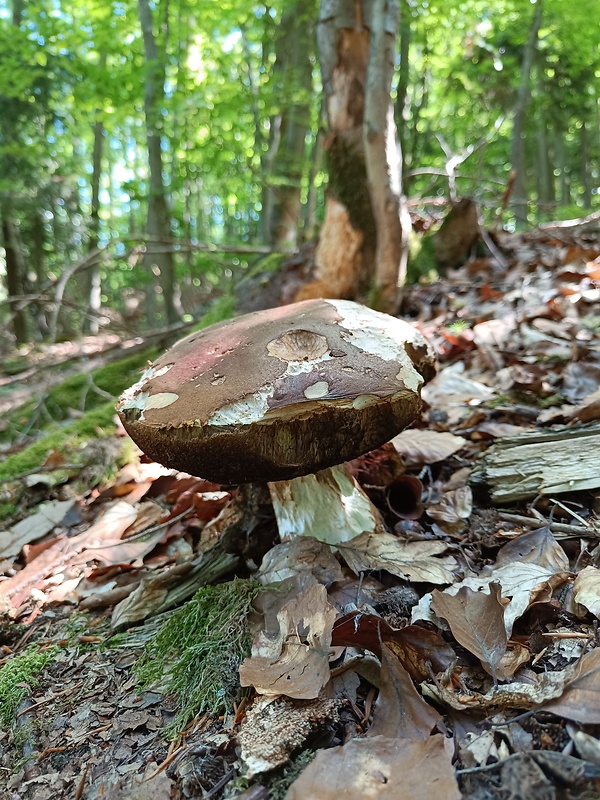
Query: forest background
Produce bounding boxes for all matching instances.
[0,0,599,345]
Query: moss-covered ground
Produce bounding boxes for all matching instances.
[135,578,260,736]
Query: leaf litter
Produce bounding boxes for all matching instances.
[2,220,600,798]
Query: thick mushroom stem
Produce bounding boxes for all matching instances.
[268,464,386,544]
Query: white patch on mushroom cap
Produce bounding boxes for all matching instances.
[304,381,329,399]
[207,385,275,426]
[117,364,174,410]
[327,299,423,393]
[144,392,179,410]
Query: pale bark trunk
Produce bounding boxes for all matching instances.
[2,210,28,343]
[137,0,179,326]
[580,122,592,209]
[364,0,407,311]
[83,114,104,334]
[300,0,373,301]
[510,0,543,229]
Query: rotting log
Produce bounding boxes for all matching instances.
[471,422,600,503]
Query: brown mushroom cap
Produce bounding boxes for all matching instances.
[117,299,435,484]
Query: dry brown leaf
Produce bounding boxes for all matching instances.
[0,499,75,559]
[256,537,344,587]
[239,582,336,699]
[431,583,507,680]
[423,668,569,713]
[544,647,600,724]
[495,527,569,572]
[571,388,600,422]
[416,561,569,636]
[427,486,473,532]
[285,734,461,800]
[368,644,443,740]
[339,533,456,584]
[391,429,467,466]
[572,566,600,618]
[331,612,455,681]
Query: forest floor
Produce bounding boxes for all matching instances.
[2,214,600,800]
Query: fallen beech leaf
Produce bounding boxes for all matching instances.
[495,642,531,678]
[239,583,336,699]
[339,533,456,584]
[391,429,467,466]
[570,388,600,423]
[424,668,569,713]
[496,527,569,573]
[369,645,443,740]
[572,567,600,618]
[426,486,473,530]
[0,499,75,559]
[256,537,344,587]
[416,561,569,636]
[431,583,507,680]
[544,648,600,724]
[286,734,461,800]
[332,612,455,681]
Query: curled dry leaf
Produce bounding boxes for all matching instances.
[391,429,467,467]
[368,644,443,740]
[496,527,570,572]
[416,561,569,637]
[431,583,508,681]
[255,537,344,587]
[239,582,336,700]
[426,486,473,532]
[572,566,600,618]
[339,532,457,584]
[331,611,455,681]
[544,647,600,724]
[1,499,75,559]
[423,667,569,714]
[285,734,461,800]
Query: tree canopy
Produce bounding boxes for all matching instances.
[0,0,598,340]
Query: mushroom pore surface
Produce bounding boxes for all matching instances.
[117,299,435,484]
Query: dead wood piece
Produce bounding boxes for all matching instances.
[432,197,480,271]
[472,422,600,503]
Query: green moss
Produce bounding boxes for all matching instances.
[136,578,259,735]
[0,400,116,482]
[0,645,59,727]
[0,503,18,522]
[265,750,316,800]
[406,233,439,284]
[1,348,158,450]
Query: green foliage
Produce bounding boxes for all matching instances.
[0,646,59,727]
[0,401,116,482]
[136,579,260,735]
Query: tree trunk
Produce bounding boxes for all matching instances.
[395,0,410,176]
[2,209,28,343]
[364,0,408,311]
[580,122,592,209]
[261,0,315,249]
[302,0,405,308]
[83,114,104,334]
[510,0,543,229]
[137,0,179,326]
[536,109,554,219]
[295,0,374,303]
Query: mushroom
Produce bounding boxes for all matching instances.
[117,299,435,543]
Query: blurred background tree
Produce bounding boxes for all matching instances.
[0,0,598,343]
